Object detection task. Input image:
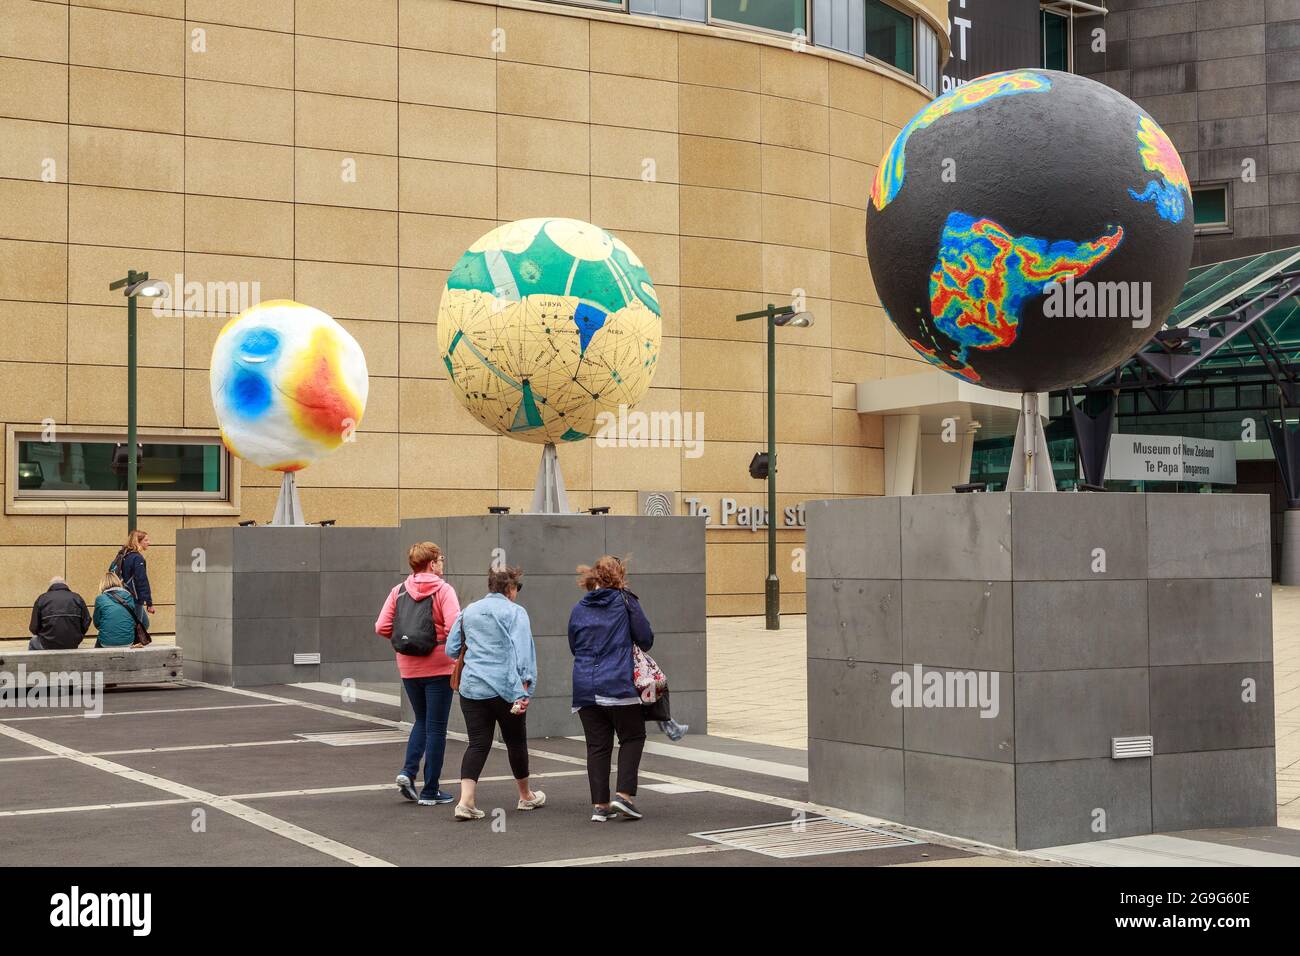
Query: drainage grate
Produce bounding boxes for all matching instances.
[296,730,407,747]
[691,817,925,859]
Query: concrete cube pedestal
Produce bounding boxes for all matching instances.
[398,514,707,739]
[175,526,403,687]
[176,515,706,742]
[806,492,1276,850]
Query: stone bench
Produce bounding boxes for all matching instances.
[0,645,184,688]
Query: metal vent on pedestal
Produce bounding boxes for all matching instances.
[690,817,924,859]
[1111,735,1154,759]
[293,653,321,665]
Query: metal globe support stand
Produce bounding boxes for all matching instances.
[529,442,570,514]
[1006,391,1057,492]
[270,472,307,526]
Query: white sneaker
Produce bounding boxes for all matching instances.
[517,790,546,810]
[454,804,485,821]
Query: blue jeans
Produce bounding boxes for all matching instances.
[401,676,452,798]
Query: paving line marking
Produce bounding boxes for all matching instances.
[0,702,285,722]
[514,844,736,867]
[228,771,586,802]
[0,738,305,764]
[563,735,807,782]
[0,772,589,819]
[290,682,402,706]
[0,719,393,867]
[96,739,306,757]
[0,798,195,818]
[199,681,1027,864]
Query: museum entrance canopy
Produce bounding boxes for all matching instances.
[1086,244,1300,394]
[855,370,1049,494]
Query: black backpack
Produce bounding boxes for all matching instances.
[109,548,141,603]
[390,585,440,656]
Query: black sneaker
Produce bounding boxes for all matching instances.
[591,806,616,822]
[609,796,642,820]
[396,773,418,802]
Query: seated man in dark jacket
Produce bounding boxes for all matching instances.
[28,577,91,650]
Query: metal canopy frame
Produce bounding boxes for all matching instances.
[1082,247,1300,400]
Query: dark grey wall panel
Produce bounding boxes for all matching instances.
[1016,758,1153,850]
[807,658,901,748]
[1014,668,1150,763]
[901,493,1011,580]
[1150,662,1275,752]
[809,739,903,820]
[1010,492,1148,580]
[1146,494,1272,578]
[901,668,1013,763]
[1148,578,1273,664]
[805,496,901,580]
[1152,748,1277,830]
[321,526,400,572]
[807,578,902,663]
[903,751,1016,848]
[1012,580,1149,671]
[902,580,1012,671]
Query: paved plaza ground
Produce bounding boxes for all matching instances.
[0,592,1297,867]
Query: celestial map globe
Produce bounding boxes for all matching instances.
[209,300,369,472]
[437,218,661,443]
[867,69,1194,393]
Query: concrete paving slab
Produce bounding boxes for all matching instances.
[244,778,849,867]
[0,758,172,812]
[107,738,578,798]
[0,804,343,867]
[592,841,977,867]
[12,703,380,752]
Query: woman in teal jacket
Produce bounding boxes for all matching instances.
[93,572,138,647]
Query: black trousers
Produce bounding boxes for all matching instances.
[578,704,646,805]
[459,696,530,782]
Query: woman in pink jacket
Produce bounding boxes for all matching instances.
[375,542,461,806]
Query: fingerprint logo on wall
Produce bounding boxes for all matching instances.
[642,493,673,517]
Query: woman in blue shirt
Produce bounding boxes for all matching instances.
[444,565,545,821]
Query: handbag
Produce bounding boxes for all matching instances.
[106,590,150,647]
[623,592,670,719]
[450,641,467,692]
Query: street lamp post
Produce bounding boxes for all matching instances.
[736,303,814,630]
[109,270,164,534]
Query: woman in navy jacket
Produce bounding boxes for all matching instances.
[568,555,653,823]
[109,530,154,626]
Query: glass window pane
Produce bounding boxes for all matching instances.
[633,0,705,16]
[712,0,806,34]
[1040,11,1068,71]
[848,0,865,57]
[1193,186,1228,226]
[16,439,225,497]
[864,0,912,73]
[813,0,832,46]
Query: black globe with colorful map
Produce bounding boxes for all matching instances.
[866,69,1194,393]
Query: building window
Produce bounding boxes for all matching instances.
[631,0,705,21]
[711,0,807,36]
[813,0,865,57]
[916,18,940,95]
[1192,184,1231,232]
[14,434,229,501]
[864,0,914,75]
[1040,9,1069,71]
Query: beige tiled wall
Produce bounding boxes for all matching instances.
[0,0,933,626]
